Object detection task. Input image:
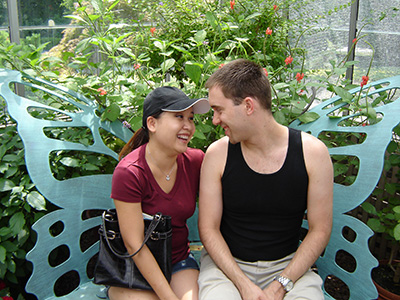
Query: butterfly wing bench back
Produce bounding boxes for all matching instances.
[1,69,399,299]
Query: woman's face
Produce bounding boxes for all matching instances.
[150,107,196,153]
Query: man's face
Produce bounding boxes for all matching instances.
[209,86,245,143]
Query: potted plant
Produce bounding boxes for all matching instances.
[362,126,400,298]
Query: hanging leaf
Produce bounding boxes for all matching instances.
[273,110,286,125]
[171,45,190,55]
[64,15,90,26]
[394,223,400,241]
[161,58,175,73]
[193,130,206,140]
[361,202,377,215]
[385,182,397,195]
[27,191,46,211]
[107,0,120,12]
[0,179,15,192]
[333,86,353,103]
[367,219,385,233]
[0,246,6,263]
[205,11,220,32]
[245,12,262,20]
[0,227,11,237]
[60,157,80,167]
[297,112,320,124]
[91,0,104,14]
[101,103,120,122]
[185,62,202,85]
[194,30,207,44]
[154,40,165,51]
[9,212,25,236]
[130,116,142,132]
[83,163,100,171]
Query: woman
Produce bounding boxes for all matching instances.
[108,86,210,300]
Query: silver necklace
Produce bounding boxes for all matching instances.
[147,149,176,181]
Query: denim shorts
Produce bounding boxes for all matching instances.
[100,252,199,299]
[172,252,200,274]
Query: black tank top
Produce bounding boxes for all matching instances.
[221,128,308,262]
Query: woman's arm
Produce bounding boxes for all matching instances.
[114,200,179,300]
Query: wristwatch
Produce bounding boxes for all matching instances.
[274,275,294,292]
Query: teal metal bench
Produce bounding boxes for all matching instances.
[1,68,399,299]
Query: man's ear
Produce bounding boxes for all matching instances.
[243,97,255,115]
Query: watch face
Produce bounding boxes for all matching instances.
[285,280,294,291]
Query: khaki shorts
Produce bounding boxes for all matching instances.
[198,249,324,300]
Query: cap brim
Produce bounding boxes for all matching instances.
[162,97,210,114]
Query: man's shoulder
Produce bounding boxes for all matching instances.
[300,131,331,169]
[206,136,230,154]
[300,131,328,151]
[202,137,230,174]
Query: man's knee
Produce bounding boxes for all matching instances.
[198,250,241,300]
[198,277,241,300]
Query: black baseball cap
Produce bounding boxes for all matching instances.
[142,86,210,128]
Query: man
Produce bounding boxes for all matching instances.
[198,59,333,300]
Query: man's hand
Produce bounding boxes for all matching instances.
[262,280,286,300]
[238,281,269,300]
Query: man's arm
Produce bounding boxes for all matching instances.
[198,137,267,300]
[264,132,333,299]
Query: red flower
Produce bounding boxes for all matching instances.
[353,38,357,44]
[296,72,304,82]
[219,64,224,69]
[360,75,369,87]
[265,27,273,36]
[2,297,14,300]
[134,63,141,70]
[150,27,156,36]
[97,88,107,96]
[273,4,278,10]
[230,0,235,10]
[263,68,268,77]
[299,89,304,95]
[285,55,293,65]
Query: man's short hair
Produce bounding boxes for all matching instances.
[205,59,272,110]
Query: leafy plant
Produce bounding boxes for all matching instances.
[362,124,400,283]
[0,99,47,299]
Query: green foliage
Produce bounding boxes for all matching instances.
[0,98,47,298]
[1,0,366,133]
[361,126,400,244]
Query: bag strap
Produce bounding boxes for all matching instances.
[101,210,163,259]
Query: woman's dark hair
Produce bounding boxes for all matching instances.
[118,111,162,160]
[118,128,148,160]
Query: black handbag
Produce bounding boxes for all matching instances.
[93,208,172,290]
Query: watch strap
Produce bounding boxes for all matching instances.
[274,275,293,292]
